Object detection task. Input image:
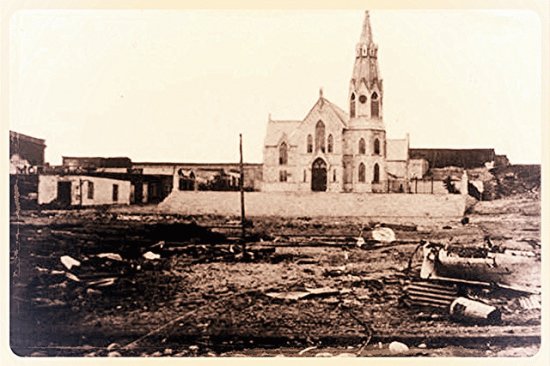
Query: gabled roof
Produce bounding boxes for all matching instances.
[322,98,349,127]
[264,120,301,146]
[387,139,408,161]
[302,96,349,128]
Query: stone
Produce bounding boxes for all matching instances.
[389,341,409,354]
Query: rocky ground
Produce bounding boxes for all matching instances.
[9,192,541,357]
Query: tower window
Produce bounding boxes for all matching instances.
[350,93,356,118]
[327,134,333,153]
[279,142,288,165]
[279,170,288,182]
[358,138,366,155]
[371,92,379,118]
[373,163,380,183]
[358,163,366,183]
[303,169,307,182]
[374,138,380,155]
[315,120,326,153]
[333,168,337,182]
[307,134,313,153]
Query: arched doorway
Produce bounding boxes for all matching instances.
[311,158,327,192]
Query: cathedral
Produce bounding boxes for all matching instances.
[262,11,419,193]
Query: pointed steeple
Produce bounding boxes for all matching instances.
[349,10,383,120]
[360,11,373,44]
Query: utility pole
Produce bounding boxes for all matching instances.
[239,134,246,252]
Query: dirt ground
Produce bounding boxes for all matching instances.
[9,193,541,357]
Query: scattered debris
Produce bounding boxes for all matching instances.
[517,295,541,310]
[107,342,120,351]
[402,280,458,309]
[389,341,409,354]
[87,277,116,287]
[371,226,396,243]
[143,251,161,260]
[86,288,102,296]
[298,346,317,355]
[96,253,123,261]
[266,287,341,301]
[60,255,80,270]
[449,297,501,324]
[265,291,311,301]
[65,272,80,282]
[420,242,539,293]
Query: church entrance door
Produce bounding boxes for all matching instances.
[311,158,327,192]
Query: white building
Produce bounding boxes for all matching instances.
[262,11,427,193]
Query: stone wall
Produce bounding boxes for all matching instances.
[158,191,466,218]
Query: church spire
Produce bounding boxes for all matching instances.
[349,10,383,120]
[360,11,373,44]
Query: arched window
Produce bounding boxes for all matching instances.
[371,92,379,118]
[373,163,380,183]
[327,134,333,153]
[307,134,313,153]
[358,138,366,154]
[350,93,356,118]
[315,120,326,153]
[374,138,380,155]
[358,163,366,183]
[279,142,288,165]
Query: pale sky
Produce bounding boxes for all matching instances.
[9,9,542,164]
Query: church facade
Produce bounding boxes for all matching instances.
[262,11,417,193]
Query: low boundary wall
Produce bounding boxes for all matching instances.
[158,191,466,218]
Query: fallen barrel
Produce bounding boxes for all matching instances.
[449,297,501,324]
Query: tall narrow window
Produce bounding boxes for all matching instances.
[279,170,288,182]
[358,138,366,154]
[87,181,94,199]
[350,93,356,118]
[333,168,337,182]
[371,92,379,118]
[307,134,313,153]
[374,138,380,155]
[112,184,119,202]
[373,163,380,183]
[279,142,288,165]
[327,134,333,153]
[303,169,307,182]
[358,163,366,183]
[315,120,326,153]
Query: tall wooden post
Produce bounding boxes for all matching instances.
[239,134,246,247]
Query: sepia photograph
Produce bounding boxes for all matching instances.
[4,0,547,360]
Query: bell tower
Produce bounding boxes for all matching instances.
[343,11,387,192]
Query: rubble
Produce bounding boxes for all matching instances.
[143,251,161,260]
[371,226,396,243]
[9,192,541,357]
[96,253,123,261]
[60,255,80,270]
